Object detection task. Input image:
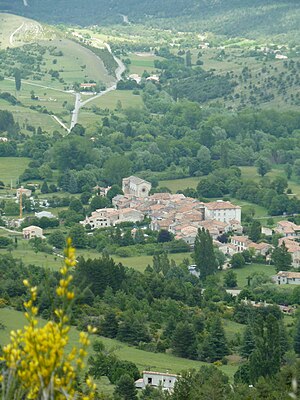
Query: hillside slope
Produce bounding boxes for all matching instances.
[1,0,299,39]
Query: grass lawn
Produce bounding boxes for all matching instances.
[0,308,239,380]
[0,241,62,270]
[112,252,192,272]
[0,157,30,186]
[219,263,277,289]
[82,90,144,111]
[159,177,199,192]
[75,250,192,273]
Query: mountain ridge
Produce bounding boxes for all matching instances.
[1,0,299,40]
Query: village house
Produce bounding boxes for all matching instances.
[275,221,300,238]
[122,176,152,198]
[22,225,43,240]
[135,371,178,391]
[93,185,112,197]
[80,208,144,230]
[278,237,300,268]
[204,200,241,223]
[261,226,273,236]
[216,241,237,257]
[248,242,273,257]
[273,271,300,285]
[231,235,252,252]
[16,187,32,199]
[175,225,198,246]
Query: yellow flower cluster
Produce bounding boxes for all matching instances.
[0,239,97,399]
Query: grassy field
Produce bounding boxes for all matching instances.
[219,263,277,288]
[0,79,73,133]
[0,308,239,381]
[0,157,30,186]
[76,250,191,273]
[128,53,159,75]
[79,90,144,128]
[240,166,300,198]
[37,39,115,88]
[159,177,199,192]
[83,90,144,110]
[0,13,55,49]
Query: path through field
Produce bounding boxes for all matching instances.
[69,42,126,130]
[9,22,25,45]
[6,20,125,132]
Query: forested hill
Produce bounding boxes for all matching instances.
[2,0,300,39]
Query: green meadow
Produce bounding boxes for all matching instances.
[0,157,30,186]
[0,308,240,380]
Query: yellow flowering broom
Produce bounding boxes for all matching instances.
[0,239,97,399]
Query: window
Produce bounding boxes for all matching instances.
[148,378,152,384]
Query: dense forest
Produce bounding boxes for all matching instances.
[1,0,300,40]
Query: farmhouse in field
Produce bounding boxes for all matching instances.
[273,271,300,285]
[22,225,43,240]
[122,176,151,198]
[135,371,178,391]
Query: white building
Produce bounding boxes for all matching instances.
[204,201,241,223]
[273,271,300,285]
[81,208,144,230]
[135,371,178,391]
[35,211,55,219]
[122,176,151,198]
[23,225,43,240]
[231,235,251,252]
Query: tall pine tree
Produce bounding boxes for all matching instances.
[194,228,218,280]
[200,317,229,362]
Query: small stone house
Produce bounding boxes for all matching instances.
[135,371,178,391]
[23,225,43,240]
[273,271,300,285]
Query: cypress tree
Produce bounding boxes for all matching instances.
[194,228,218,280]
[249,314,281,383]
[40,181,49,194]
[294,316,300,356]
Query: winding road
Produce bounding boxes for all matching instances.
[69,42,126,130]
[9,22,25,46]
[7,22,125,133]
